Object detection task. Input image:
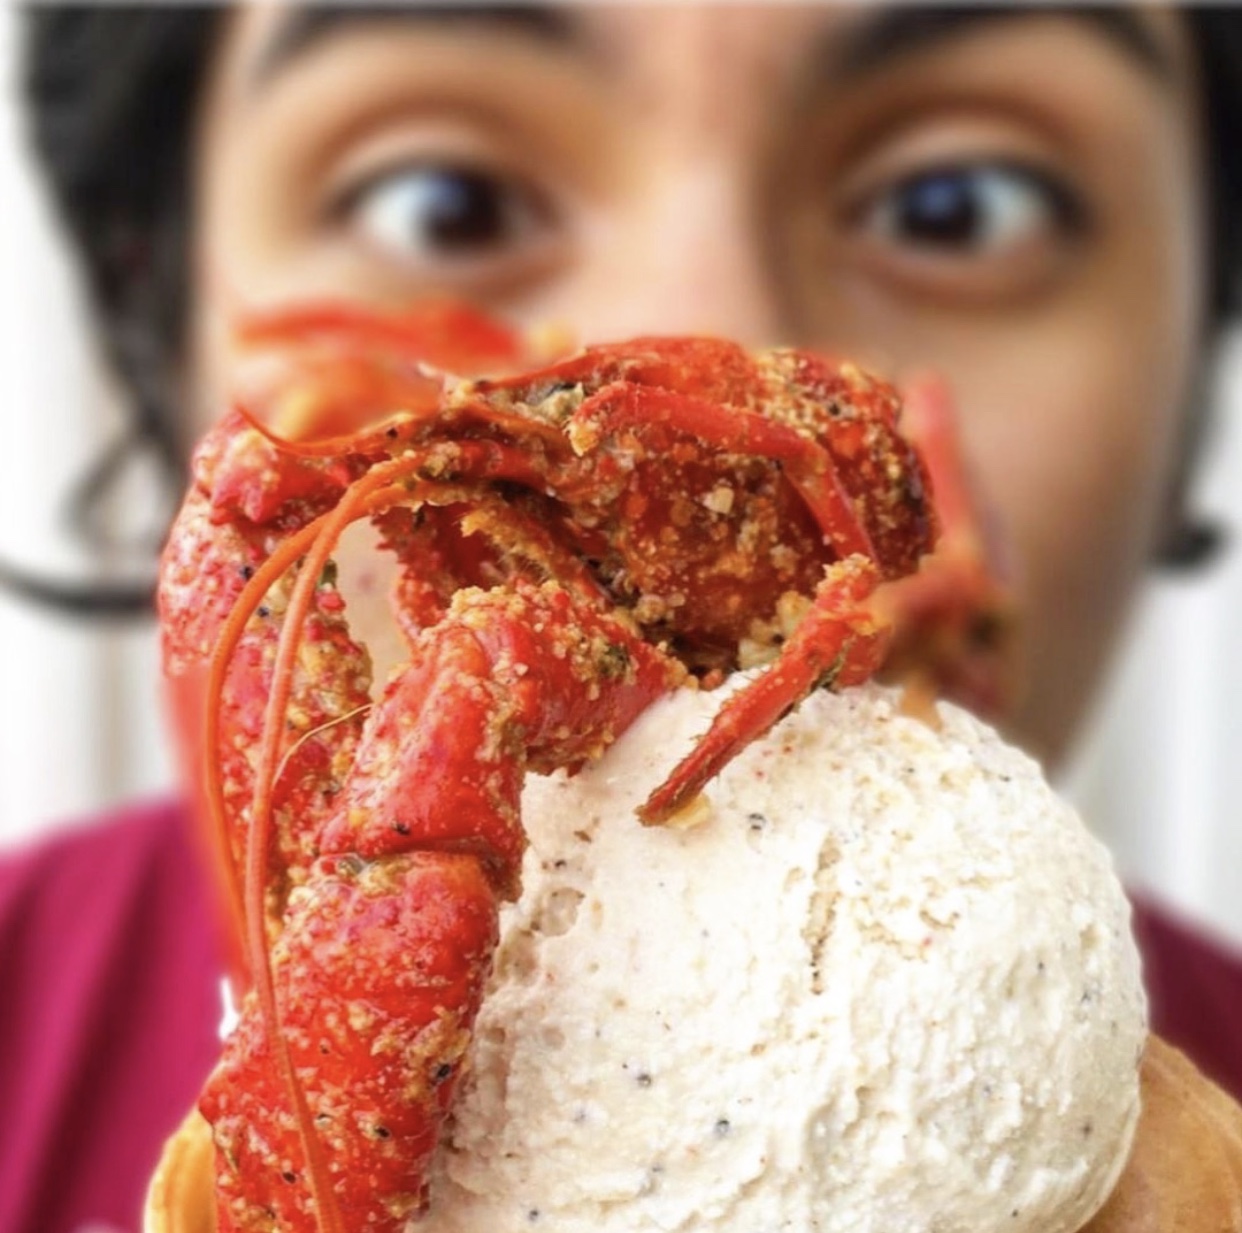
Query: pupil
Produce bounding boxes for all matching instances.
[418,170,505,248]
[898,172,979,246]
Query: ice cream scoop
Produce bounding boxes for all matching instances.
[415,679,1145,1233]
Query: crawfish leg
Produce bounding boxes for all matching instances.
[239,300,528,377]
[374,495,609,651]
[372,504,502,643]
[639,555,889,825]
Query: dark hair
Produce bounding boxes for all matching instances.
[3,7,221,615]
[1159,8,1242,569]
[7,6,1242,615]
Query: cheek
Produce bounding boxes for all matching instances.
[944,295,1195,760]
[972,332,1179,591]
[968,259,1196,591]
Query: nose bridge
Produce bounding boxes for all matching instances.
[579,156,789,347]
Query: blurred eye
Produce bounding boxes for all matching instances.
[339,162,553,269]
[859,163,1082,257]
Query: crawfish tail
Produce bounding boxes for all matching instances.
[202,852,498,1232]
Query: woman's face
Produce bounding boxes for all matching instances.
[191,4,1205,769]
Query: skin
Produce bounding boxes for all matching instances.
[190,4,1206,770]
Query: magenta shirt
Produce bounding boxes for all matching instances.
[1,800,1240,1233]
[0,801,223,1233]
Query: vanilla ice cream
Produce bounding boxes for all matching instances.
[416,680,1145,1233]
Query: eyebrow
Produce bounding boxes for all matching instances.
[830,6,1175,85]
[252,4,581,88]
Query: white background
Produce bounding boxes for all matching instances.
[2,8,1239,949]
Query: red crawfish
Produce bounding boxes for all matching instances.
[157,302,1012,1233]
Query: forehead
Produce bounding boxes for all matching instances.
[213,4,1191,107]
[226,5,841,70]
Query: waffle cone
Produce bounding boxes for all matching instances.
[1080,1037,1242,1232]
[143,1098,215,1233]
[144,1036,1242,1233]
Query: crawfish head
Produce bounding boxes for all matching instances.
[211,333,935,672]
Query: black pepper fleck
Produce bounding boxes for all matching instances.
[714,1118,731,1137]
[636,1072,652,1088]
[434,1063,454,1084]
